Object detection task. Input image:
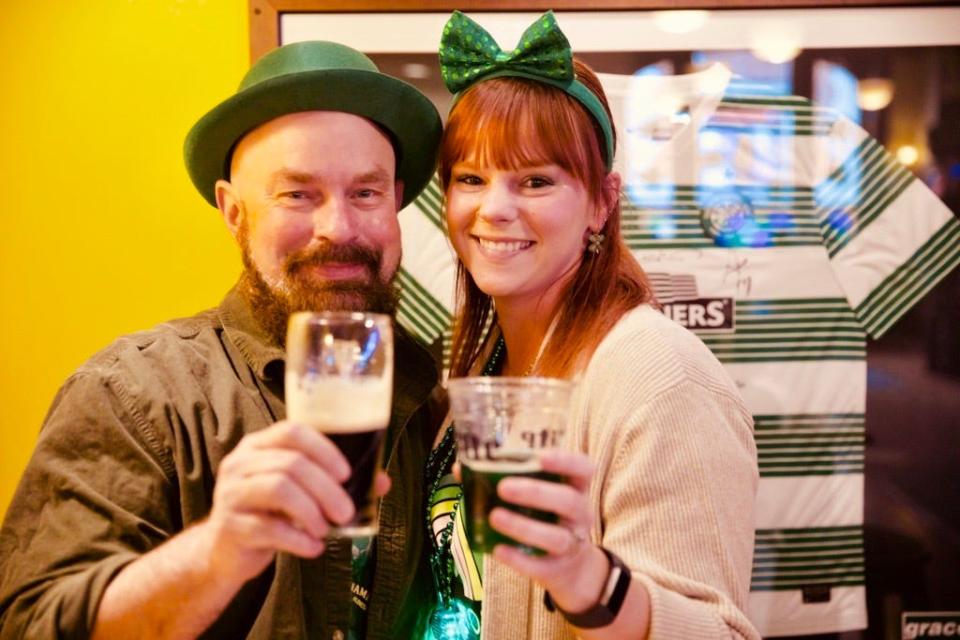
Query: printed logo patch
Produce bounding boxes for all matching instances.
[648,272,735,333]
[902,612,960,639]
[700,192,759,247]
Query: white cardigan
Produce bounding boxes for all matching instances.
[480,305,760,639]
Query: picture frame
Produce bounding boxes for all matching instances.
[248,0,956,61]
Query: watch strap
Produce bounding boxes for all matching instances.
[544,546,631,629]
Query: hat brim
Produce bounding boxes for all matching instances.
[184,68,442,209]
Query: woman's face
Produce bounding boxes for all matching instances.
[446,158,601,308]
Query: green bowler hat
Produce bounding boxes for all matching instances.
[184,41,442,209]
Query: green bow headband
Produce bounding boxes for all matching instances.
[439,10,615,170]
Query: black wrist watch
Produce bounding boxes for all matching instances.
[544,546,632,629]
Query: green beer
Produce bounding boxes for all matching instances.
[461,453,562,555]
[448,376,574,556]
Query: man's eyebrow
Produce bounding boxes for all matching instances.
[354,169,393,185]
[265,170,317,191]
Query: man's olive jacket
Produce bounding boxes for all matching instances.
[0,286,440,639]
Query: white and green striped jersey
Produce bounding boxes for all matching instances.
[394,65,960,638]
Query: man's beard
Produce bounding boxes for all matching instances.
[238,223,398,347]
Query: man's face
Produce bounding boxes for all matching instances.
[217,111,404,344]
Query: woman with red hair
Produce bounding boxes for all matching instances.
[420,11,759,639]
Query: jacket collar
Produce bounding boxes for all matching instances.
[217,283,286,382]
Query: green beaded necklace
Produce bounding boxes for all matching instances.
[422,337,505,640]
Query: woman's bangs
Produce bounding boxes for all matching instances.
[445,81,594,182]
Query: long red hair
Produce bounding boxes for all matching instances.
[440,60,656,379]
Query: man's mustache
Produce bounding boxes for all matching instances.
[285,242,382,280]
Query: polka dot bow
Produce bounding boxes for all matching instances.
[439,10,574,94]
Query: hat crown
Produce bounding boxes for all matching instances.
[185,39,441,210]
[239,41,380,91]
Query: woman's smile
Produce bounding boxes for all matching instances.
[473,235,535,257]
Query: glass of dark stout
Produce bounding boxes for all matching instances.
[447,377,574,555]
[285,311,393,537]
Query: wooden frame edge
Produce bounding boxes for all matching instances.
[249,0,956,62]
[250,0,280,63]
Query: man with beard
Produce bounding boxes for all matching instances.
[0,42,442,640]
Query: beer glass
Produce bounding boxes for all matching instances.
[447,377,574,555]
[285,311,393,537]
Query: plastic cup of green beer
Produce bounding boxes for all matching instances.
[447,377,574,555]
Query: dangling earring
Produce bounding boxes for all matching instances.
[587,230,605,255]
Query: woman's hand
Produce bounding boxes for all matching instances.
[486,449,612,613]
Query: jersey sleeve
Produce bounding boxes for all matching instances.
[813,113,960,338]
[397,174,456,362]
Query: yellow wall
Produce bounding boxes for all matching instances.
[0,2,249,517]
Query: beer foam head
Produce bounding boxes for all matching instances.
[285,373,391,433]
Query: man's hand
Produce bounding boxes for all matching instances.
[92,420,390,640]
[202,420,356,583]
